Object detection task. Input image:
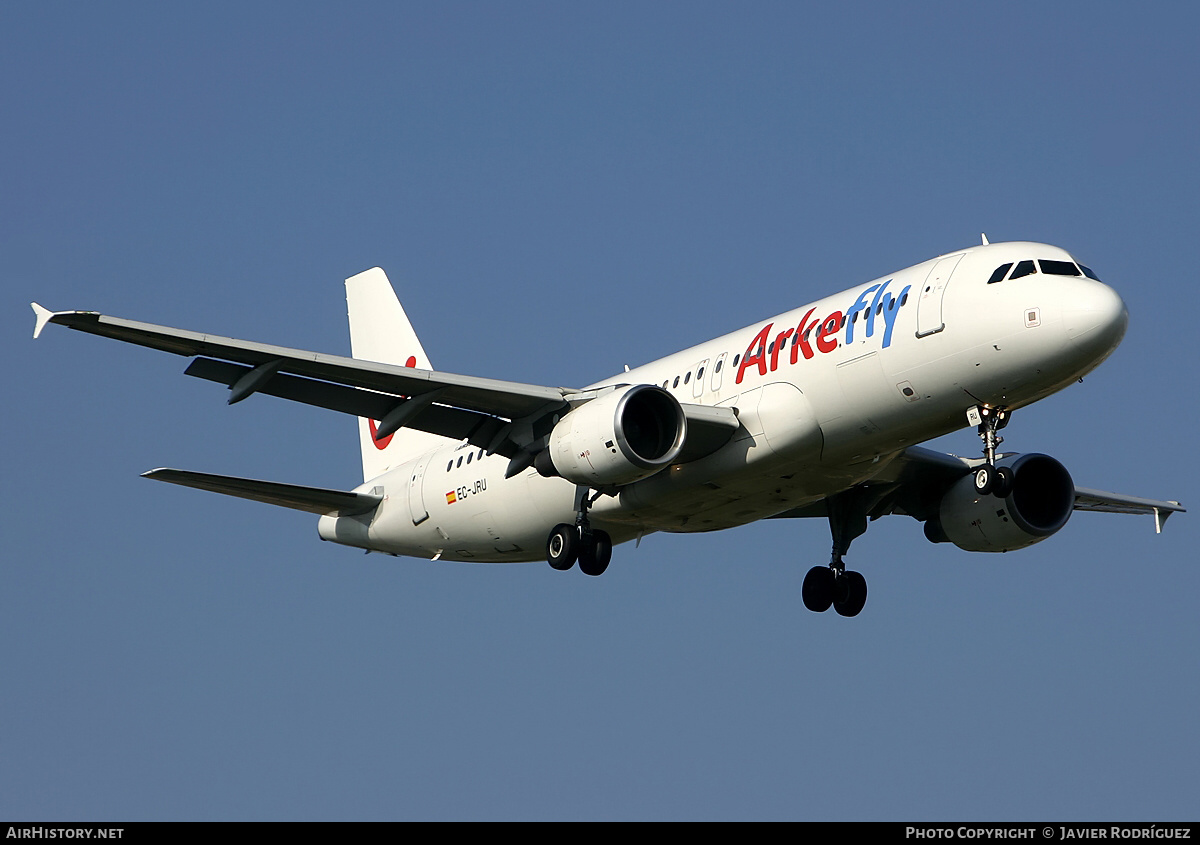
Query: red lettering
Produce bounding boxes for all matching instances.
[791,308,817,363]
[816,311,843,354]
[736,323,773,384]
[770,328,794,371]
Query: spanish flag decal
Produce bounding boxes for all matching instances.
[446,490,457,504]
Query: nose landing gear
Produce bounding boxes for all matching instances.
[969,405,1014,498]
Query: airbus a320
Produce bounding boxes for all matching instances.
[32,238,1184,616]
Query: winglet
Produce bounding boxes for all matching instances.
[31,302,55,339]
[1154,505,1183,534]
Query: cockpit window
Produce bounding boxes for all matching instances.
[987,263,1013,284]
[1009,260,1037,280]
[1079,264,1101,281]
[1039,259,1081,276]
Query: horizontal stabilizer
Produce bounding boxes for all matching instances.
[142,468,381,516]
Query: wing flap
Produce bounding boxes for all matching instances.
[184,358,520,456]
[142,468,382,516]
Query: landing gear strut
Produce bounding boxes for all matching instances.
[969,405,1013,498]
[545,488,612,576]
[803,489,870,617]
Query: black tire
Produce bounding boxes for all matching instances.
[546,523,578,571]
[802,566,835,612]
[992,466,1014,498]
[578,530,612,577]
[973,463,996,495]
[833,570,868,617]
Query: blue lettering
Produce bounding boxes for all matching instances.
[881,284,911,348]
[844,284,879,345]
[865,280,892,339]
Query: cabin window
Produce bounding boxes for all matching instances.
[714,359,723,373]
[673,376,680,388]
[684,372,691,385]
[466,453,472,464]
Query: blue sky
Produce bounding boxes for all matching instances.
[3,1,1197,821]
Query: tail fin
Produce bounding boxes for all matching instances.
[345,268,453,482]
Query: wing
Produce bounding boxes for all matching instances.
[31,303,738,471]
[1072,487,1186,532]
[770,445,1185,532]
[33,302,574,462]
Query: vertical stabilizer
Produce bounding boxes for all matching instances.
[345,268,453,482]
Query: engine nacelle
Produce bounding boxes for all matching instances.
[538,384,686,487]
[927,453,1075,552]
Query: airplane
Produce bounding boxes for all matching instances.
[31,238,1185,617]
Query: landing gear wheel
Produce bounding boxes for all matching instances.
[578,530,612,577]
[973,463,996,495]
[546,523,578,571]
[992,466,1013,498]
[802,566,835,612]
[833,570,868,617]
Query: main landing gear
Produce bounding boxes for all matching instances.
[546,489,612,577]
[968,404,1013,498]
[803,489,870,617]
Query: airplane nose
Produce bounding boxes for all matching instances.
[1064,281,1128,358]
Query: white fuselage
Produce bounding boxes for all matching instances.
[318,241,1128,562]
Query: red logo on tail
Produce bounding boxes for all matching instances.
[367,356,418,450]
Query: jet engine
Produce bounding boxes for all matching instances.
[536,384,686,487]
[925,453,1075,552]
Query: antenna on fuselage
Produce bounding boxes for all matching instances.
[981,233,990,245]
